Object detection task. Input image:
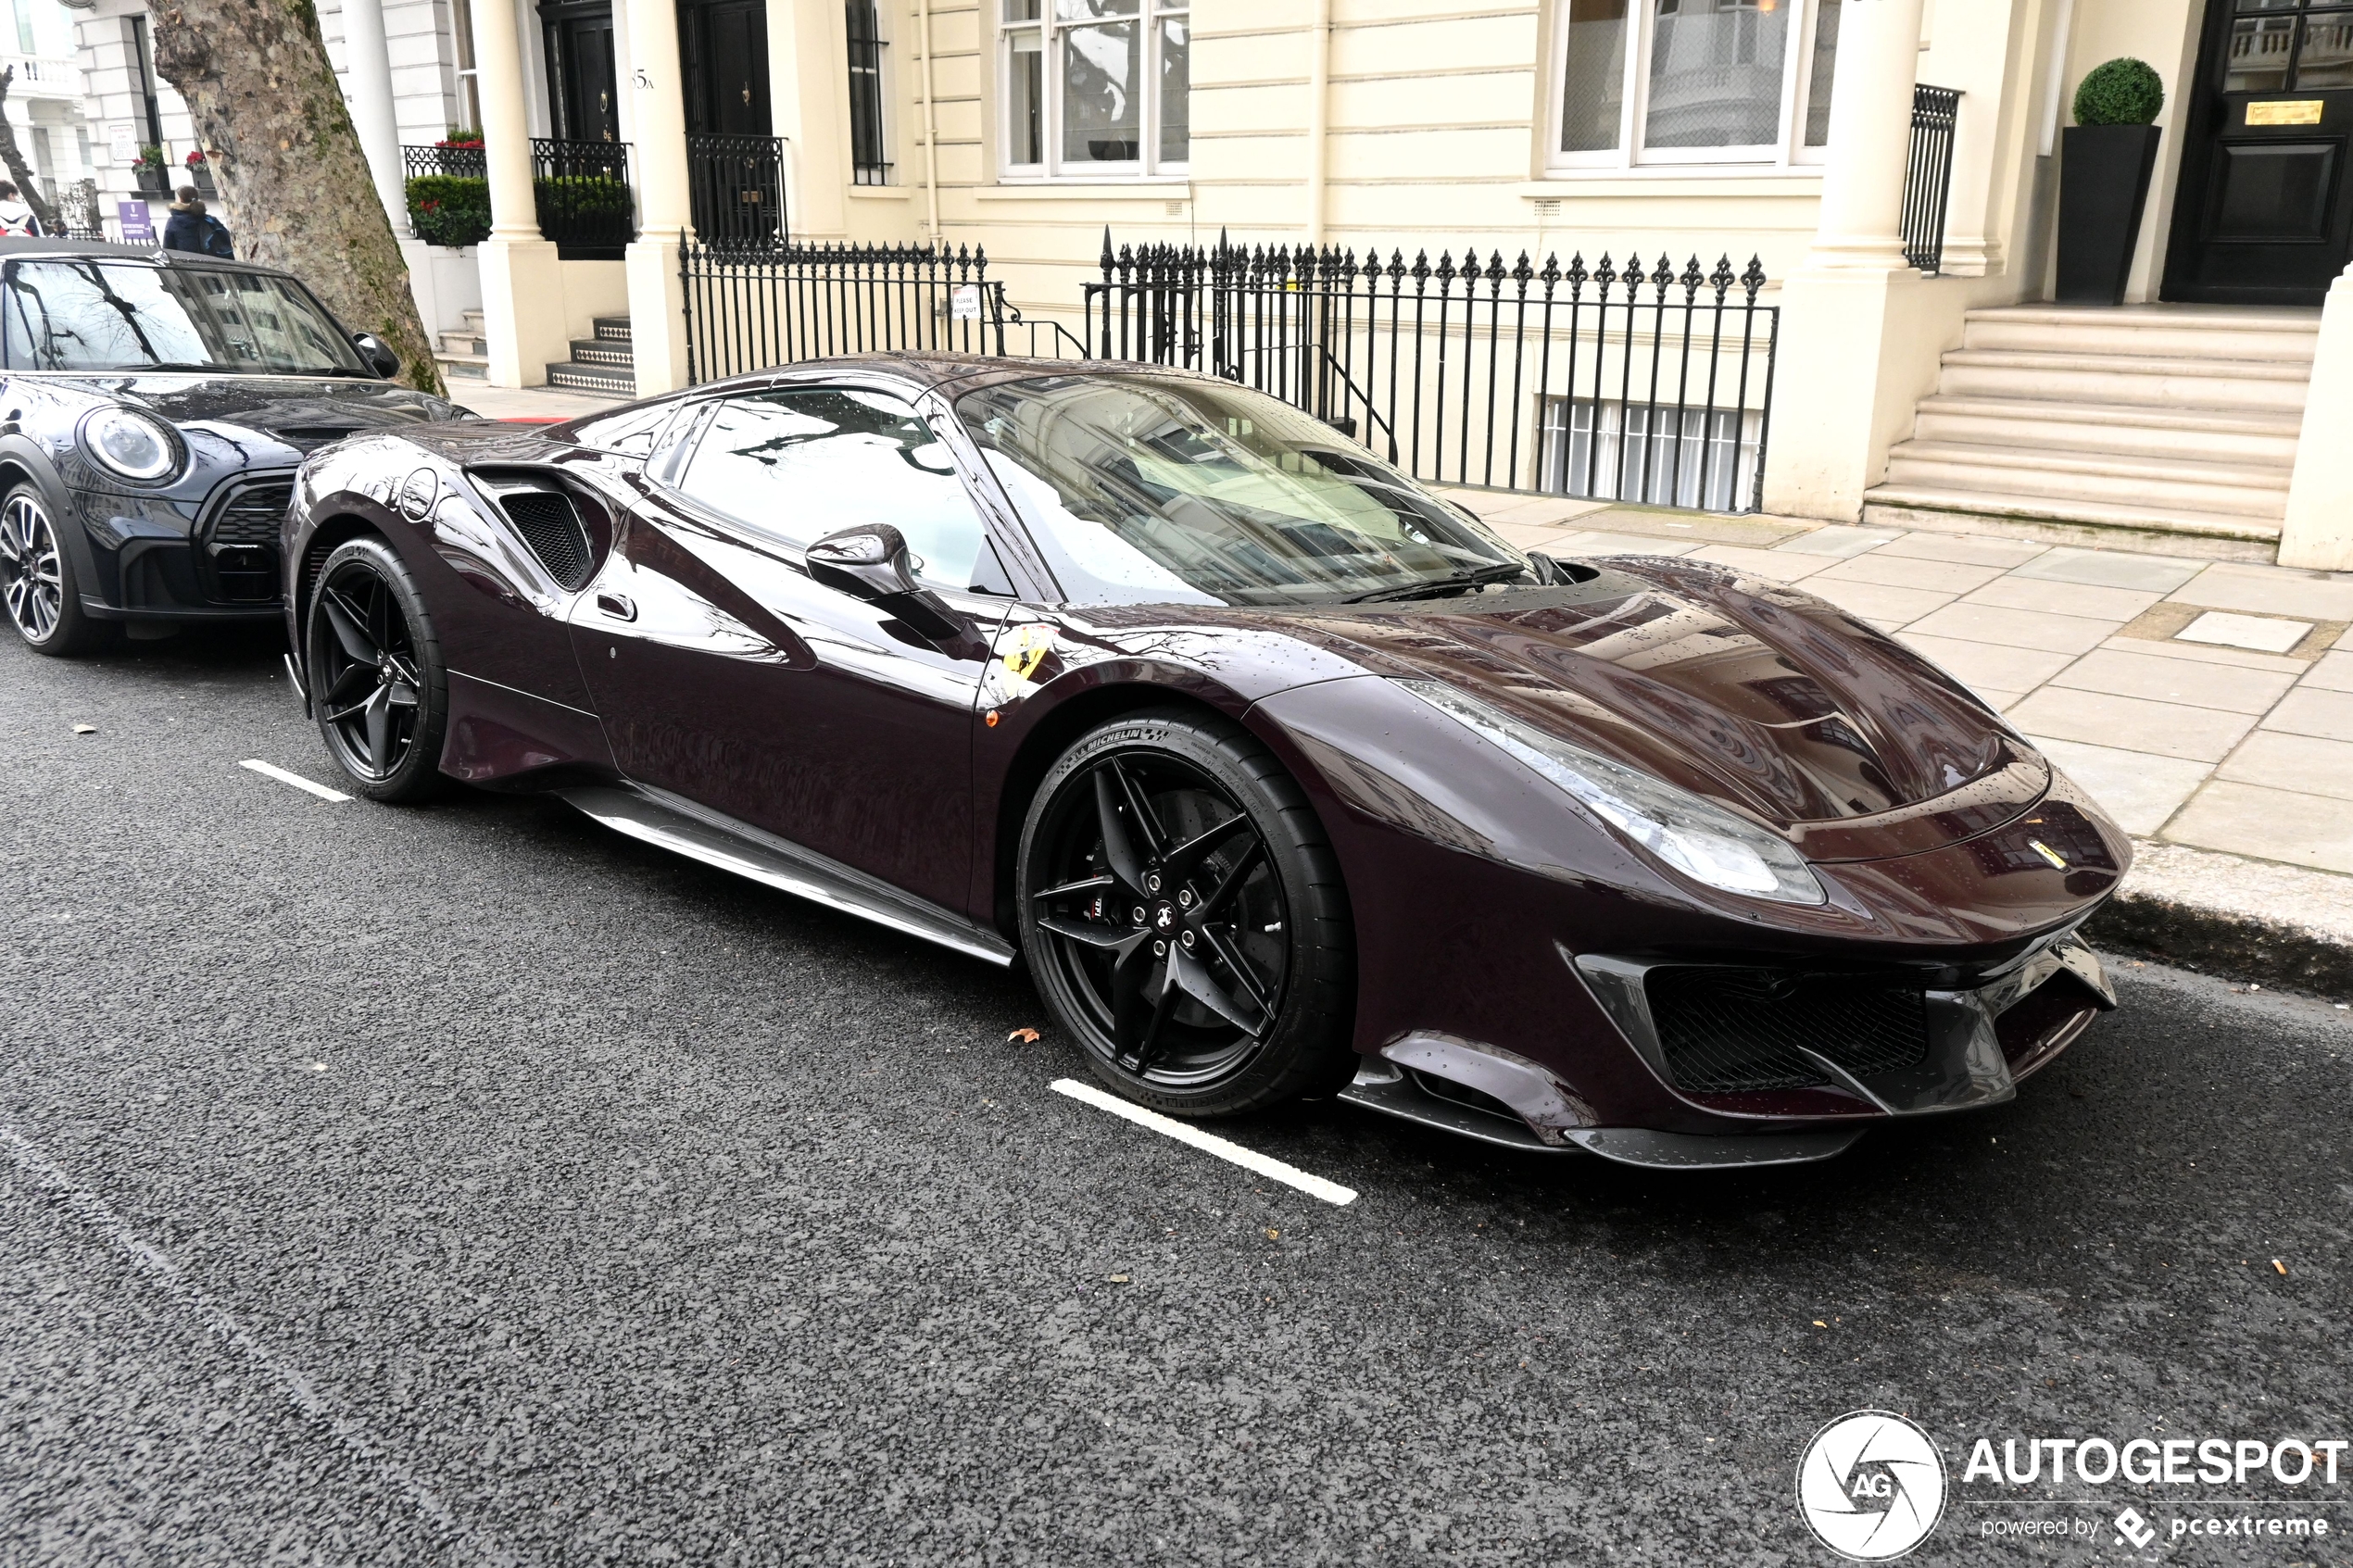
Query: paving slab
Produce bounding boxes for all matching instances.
[2259,686,2353,743]
[1681,544,1831,581]
[2005,688,2258,763]
[2097,633,2309,674]
[2216,731,2353,804]
[1871,533,2052,568]
[2046,647,2298,715]
[2303,650,2353,692]
[2169,562,2353,622]
[1803,576,1954,627]
[1906,602,2120,655]
[2163,780,2353,876]
[1812,553,2012,595]
[2177,610,2315,654]
[1898,633,2080,694]
[1769,524,1899,558]
[1552,529,1703,558]
[2007,547,2206,593]
[2028,737,2213,836]
[1962,576,2164,622]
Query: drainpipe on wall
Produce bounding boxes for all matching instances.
[919,0,940,247]
[1305,0,1331,247]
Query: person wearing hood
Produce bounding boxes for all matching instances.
[0,181,44,237]
[162,187,233,258]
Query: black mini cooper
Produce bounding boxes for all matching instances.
[0,239,465,654]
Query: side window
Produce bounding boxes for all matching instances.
[674,386,988,592]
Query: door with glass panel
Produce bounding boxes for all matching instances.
[2166,0,2353,305]
[1551,0,1843,170]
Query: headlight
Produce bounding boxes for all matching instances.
[1397,679,1827,905]
[80,407,182,483]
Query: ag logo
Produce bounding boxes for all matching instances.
[1796,1411,1947,1561]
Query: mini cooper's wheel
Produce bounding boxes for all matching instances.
[307,536,448,802]
[1017,709,1355,1117]
[0,484,115,656]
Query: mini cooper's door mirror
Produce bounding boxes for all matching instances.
[352,332,401,380]
[806,523,970,644]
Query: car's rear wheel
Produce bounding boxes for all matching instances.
[307,536,447,802]
[1017,709,1355,1117]
[1,484,116,657]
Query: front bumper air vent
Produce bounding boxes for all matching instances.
[1645,967,1932,1094]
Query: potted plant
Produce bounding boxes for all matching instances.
[130,144,171,198]
[2057,58,2166,306]
[184,149,217,199]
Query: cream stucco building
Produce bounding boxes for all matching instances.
[71,0,2353,569]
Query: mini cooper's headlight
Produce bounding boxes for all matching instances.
[80,406,182,483]
[1397,679,1827,905]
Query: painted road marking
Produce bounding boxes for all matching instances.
[240,759,352,803]
[1049,1077,1359,1207]
[0,1125,518,1564]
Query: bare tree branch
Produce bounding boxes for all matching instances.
[0,67,65,235]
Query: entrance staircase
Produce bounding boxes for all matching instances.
[547,317,636,395]
[1864,305,2321,558]
[435,307,487,383]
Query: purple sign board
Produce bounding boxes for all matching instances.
[116,201,155,243]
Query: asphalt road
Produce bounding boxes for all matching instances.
[3,625,2350,1568]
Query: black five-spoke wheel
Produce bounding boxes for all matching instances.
[1019,709,1354,1117]
[308,536,447,801]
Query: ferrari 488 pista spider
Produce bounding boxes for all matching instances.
[282,355,2124,1168]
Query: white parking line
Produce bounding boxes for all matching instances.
[1049,1078,1359,1207]
[240,759,351,803]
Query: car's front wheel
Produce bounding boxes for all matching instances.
[307,535,448,802]
[0,483,116,656]
[1017,709,1356,1117]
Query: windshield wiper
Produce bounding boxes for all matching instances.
[1338,561,1529,604]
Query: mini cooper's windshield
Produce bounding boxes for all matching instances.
[958,373,1525,607]
[0,258,371,376]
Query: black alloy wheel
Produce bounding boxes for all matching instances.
[0,483,115,656]
[1018,709,1355,1117]
[307,535,447,802]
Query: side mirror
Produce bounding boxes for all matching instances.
[806,523,969,644]
[352,332,401,380]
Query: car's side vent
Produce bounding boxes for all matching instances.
[497,489,594,590]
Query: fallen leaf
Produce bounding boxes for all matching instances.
[1265,1228,1280,1241]
[1107,1273,1131,1284]
[72,723,96,734]
[2274,1260,2289,1276]
[1006,1026,1040,1044]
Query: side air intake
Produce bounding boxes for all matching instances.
[497,489,594,590]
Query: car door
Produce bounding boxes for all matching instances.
[568,381,1028,914]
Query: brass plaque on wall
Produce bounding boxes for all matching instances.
[2247,100,2325,126]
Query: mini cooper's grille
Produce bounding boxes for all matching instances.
[498,489,593,590]
[206,481,296,546]
[1646,967,1932,1095]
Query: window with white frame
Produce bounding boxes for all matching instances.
[1001,0,1189,179]
[1550,0,1843,171]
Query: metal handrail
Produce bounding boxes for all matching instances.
[1903,84,1963,274]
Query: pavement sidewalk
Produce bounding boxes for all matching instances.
[1445,486,2353,997]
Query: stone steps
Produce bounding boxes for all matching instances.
[1865,303,2320,553]
[546,314,635,395]
[434,307,488,385]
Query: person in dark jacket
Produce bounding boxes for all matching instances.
[161,188,233,258]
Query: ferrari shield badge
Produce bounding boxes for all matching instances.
[981,622,1060,711]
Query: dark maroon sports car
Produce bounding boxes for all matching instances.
[282,355,2125,1168]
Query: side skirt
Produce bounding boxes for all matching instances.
[555,783,1016,968]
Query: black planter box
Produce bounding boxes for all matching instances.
[2057,124,2162,306]
[132,168,170,198]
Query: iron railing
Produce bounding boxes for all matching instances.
[684,242,1031,383]
[531,137,635,260]
[402,143,487,180]
[687,133,787,250]
[1903,84,1962,274]
[1085,234,1780,513]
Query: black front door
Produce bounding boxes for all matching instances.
[680,0,773,136]
[540,0,620,143]
[2166,0,2353,304]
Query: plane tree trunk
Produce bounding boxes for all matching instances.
[148,0,445,395]
[0,68,65,234]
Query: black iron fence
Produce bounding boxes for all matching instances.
[402,143,487,180]
[532,138,635,260]
[1084,236,1780,512]
[1903,85,1963,274]
[684,242,1042,383]
[687,133,787,250]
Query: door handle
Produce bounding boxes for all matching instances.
[596,591,637,622]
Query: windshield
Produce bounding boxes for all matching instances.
[1,259,369,375]
[956,373,1525,607]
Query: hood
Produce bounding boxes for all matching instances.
[76,373,458,450]
[1247,557,2046,857]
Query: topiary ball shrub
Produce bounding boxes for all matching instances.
[2073,58,2165,128]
